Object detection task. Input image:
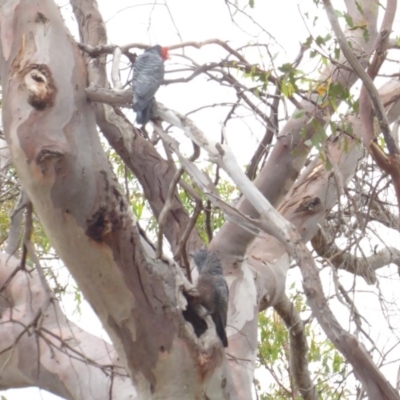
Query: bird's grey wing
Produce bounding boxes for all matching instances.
[214,278,229,328]
[212,278,229,347]
[134,73,162,106]
[133,54,164,111]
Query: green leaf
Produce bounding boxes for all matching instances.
[333,352,343,372]
[352,99,360,113]
[280,76,295,98]
[303,35,313,48]
[293,109,306,119]
[328,82,350,101]
[379,135,386,149]
[362,26,370,42]
[278,63,295,73]
[316,35,325,47]
[344,13,354,27]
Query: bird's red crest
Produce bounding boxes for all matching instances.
[161,47,170,60]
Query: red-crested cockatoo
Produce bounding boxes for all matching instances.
[132,45,169,125]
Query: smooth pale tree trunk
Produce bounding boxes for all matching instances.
[0,1,235,399]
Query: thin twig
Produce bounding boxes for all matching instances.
[6,190,29,257]
[174,198,202,283]
[156,136,201,262]
[322,0,397,155]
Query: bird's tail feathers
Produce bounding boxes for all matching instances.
[135,104,152,125]
[215,318,228,348]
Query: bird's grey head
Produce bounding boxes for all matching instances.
[193,249,209,272]
[193,249,223,274]
[145,45,169,60]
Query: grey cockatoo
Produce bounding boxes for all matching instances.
[193,249,229,347]
[132,45,169,125]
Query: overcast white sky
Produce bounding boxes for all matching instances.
[2,0,400,399]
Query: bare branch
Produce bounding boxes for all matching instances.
[157,140,201,263]
[213,2,379,258]
[86,86,132,106]
[156,166,186,259]
[5,190,29,256]
[274,295,318,400]
[322,0,394,150]
[111,47,123,90]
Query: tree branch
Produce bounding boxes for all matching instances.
[0,253,134,399]
[323,0,400,226]
[312,228,400,284]
[212,1,380,258]
[274,295,318,400]
[155,102,400,399]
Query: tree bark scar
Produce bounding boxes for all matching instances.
[86,206,113,242]
[296,196,322,213]
[35,148,63,175]
[197,344,223,381]
[35,12,49,24]
[21,64,57,110]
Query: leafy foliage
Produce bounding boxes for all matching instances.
[257,291,349,399]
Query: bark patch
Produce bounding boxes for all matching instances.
[296,196,322,213]
[36,148,63,175]
[85,173,125,241]
[21,64,57,110]
[35,12,49,24]
[86,206,115,242]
